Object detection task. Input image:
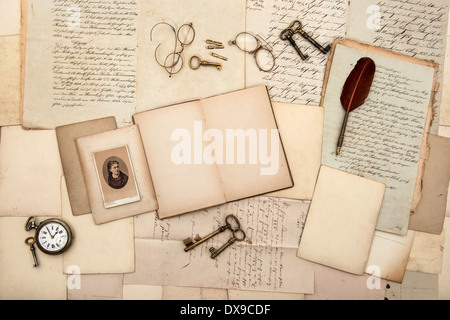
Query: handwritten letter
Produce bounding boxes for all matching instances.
[322,43,436,236]
[127,197,314,293]
[23,0,138,128]
[246,0,348,105]
[346,0,449,131]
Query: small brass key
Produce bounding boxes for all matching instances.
[184,215,241,252]
[189,55,222,71]
[25,237,39,268]
[210,229,246,259]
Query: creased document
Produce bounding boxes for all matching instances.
[126,197,314,294]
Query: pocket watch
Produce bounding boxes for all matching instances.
[25,216,74,255]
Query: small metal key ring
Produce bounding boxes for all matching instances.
[232,229,246,242]
[290,20,303,33]
[189,55,202,70]
[225,215,241,231]
[25,237,36,246]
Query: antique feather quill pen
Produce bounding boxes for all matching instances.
[336,57,376,155]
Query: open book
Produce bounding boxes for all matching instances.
[72,85,293,223]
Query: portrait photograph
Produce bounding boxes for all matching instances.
[93,145,141,209]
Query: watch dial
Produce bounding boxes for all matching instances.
[37,222,69,253]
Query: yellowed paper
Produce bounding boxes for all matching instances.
[134,101,226,219]
[439,217,450,299]
[22,0,138,129]
[228,290,305,300]
[305,264,387,300]
[366,230,416,283]
[267,103,323,200]
[297,166,386,275]
[0,126,63,217]
[136,0,246,113]
[407,230,445,275]
[134,86,293,219]
[127,197,315,294]
[75,125,158,224]
[0,0,21,36]
[162,287,228,301]
[386,271,439,300]
[123,285,163,300]
[68,274,124,300]
[0,217,67,300]
[321,40,437,236]
[61,177,135,274]
[0,35,21,126]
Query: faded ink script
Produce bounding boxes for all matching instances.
[51,0,137,109]
[322,45,435,235]
[133,197,312,293]
[346,0,448,125]
[246,0,347,105]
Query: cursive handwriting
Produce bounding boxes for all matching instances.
[246,0,348,105]
[50,0,137,108]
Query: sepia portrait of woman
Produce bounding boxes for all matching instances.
[106,159,129,189]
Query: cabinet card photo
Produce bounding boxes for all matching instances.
[93,146,141,209]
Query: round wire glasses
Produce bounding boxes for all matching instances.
[151,22,196,77]
[228,32,276,72]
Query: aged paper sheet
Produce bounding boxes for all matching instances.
[0,0,21,36]
[267,103,323,200]
[366,230,415,283]
[346,0,449,132]
[126,197,315,294]
[245,0,347,105]
[407,230,445,275]
[61,177,136,274]
[409,135,450,234]
[0,126,63,216]
[321,41,436,236]
[297,166,386,275]
[136,0,246,113]
[305,264,387,300]
[0,35,21,126]
[22,0,139,129]
[0,217,67,300]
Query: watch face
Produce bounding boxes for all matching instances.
[36,220,72,254]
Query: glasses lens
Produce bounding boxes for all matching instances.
[164,53,184,75]
[178,24,195,46]
[255,48,275,72]
[234,32,259,53]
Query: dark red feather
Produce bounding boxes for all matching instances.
[340,57,376,113]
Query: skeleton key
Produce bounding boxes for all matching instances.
[290,20,331,54]
[25,237,39,268]
[279,28,309,61]
[210,229,246,259]
[184,215,241,252]
[189,55,222,71]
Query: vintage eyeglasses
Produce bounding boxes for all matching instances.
[151,22,196,77]
[228,32,276,72]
